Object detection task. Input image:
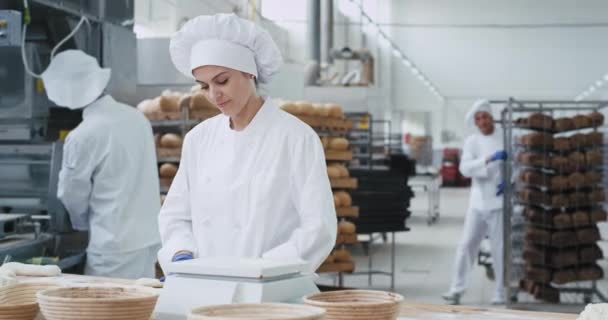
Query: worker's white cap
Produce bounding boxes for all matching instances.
[465,99,493,128]
[41,50,110,110]
[170,13,283,84]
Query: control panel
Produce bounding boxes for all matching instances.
[0,10,22,47]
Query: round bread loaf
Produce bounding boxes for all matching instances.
[159,90,181,112]
[335,191,352,207]
[160,133,183,148]
[338,221,356,234]
[334,164,349,177]
[333,248,352,262]
[281,102,300,115]
[327,166,341,179]
[325,103,344,118]
[190,93,215,110]
[159,163,178,178]
[296,102,315,116]
[333,194,342,208]
[329,137,349,151]
[320,136,330,149]
[313,103,330,117]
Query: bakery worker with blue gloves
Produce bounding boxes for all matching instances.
[442,99,507,305]
[42,50,162,279]
[157,14,337,272]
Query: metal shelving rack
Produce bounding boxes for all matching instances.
[498,98,608,306]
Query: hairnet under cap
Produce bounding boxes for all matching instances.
[465,99,493,128]
[170,13,283,84]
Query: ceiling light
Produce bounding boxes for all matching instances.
[411,67,420,76]
[402,58,412,68]
[392,48,401,58]
[596,80,604,87]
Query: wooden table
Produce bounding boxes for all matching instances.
[399,302,577,320]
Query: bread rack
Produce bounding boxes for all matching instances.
[497,98,608,306]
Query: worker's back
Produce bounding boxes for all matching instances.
[62,95,161,254]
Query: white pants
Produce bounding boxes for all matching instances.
[85,244,161,279]
[449,208,504,298]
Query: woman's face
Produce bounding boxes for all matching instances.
[192,65,256,117]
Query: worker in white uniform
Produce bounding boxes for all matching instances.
[42,50,161,279]
[442,99,506,305]
[157,13,337,273]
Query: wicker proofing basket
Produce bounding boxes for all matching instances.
[303,290,404,320]
[0,282,61,320]
[36,286,159,320]
[188,303,326,320]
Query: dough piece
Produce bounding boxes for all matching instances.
[159,90,182,112]
[333,249,351,262]
[190,93,215,110]
[553,118,574,132]
[327,166,341,179]
[325,103,344,119]
[328,138,349,151]
[338,221,356,234]
[335,191,352,207]
[577,303,608,320]
[135,278,163,288]
[159,163,178,178]
[160,133,183,148]
[2,262,61,277]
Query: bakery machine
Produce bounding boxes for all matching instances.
[0,0,134,270]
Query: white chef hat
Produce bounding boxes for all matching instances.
[465,99,493,128]
[41,50,111,110]
[170,13,283,84]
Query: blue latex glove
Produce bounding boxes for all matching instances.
[496,182,505,196]
[172,252,193,262]
[489,150,507,162]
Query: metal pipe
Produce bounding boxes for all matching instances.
[320,0,333,68]
[307,0,320,62]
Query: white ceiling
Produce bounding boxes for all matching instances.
[386,0,608,100]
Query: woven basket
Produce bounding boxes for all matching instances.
[189,303,326,320]
[37,286,159,320]
[0,282,61,320]
[303,290,404,320]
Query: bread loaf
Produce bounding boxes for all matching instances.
[549,155,570,172]
[553,269,577,284]
[328,137,349,151]
[588,111,605,126]
[572,114,592,128]
[320,136,330,149]
[338,221,356,234]
[312,103,329,117]
[552,137,571,151]
[577,265,603,281]
[525,227,551,245]
[580,245,604,263]
[190,93,215,110]
[335,191,352,207]
[587,132,604,146]
[553,118,574,132]
[568,151,586,168]
[526,113,554,130]
[585,150,603,166]
[585,171,602,186]
[590,209,607,222]
[520,171,567,190]
[325,103,344,119]
[333,194,342,208]
[571,211,590,226]
[523,245,547,265]
[327,166,341,179]
[589,188,606,203]
[569,192,587,207]
[567,172,586,189]
[160,133,183,148]
[553,213,572,228]
[524,207,553,225]
[519,132,553,147]
[334,164,349,177]
[296,102,315,116]
[323,253,336,264]
[159,163,178,178]
[552,231,577,248]
[525,266,552,283]
[576,227,601,244]
[281,102,300,115]
[551,250,578,268]
[137,99,160,117]
[159,90,182,112]
[532,284,560,303]
[569,133,587,147]
[517,152,550,167]
[333,248,351,262]
[519,189,550,205]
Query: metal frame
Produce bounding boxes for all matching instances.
[497,98,608,306]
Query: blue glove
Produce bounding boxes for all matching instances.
[489,150,507,162]
[172,252,193,262]
[496,182,505,196]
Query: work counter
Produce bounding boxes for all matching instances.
[20,274,577,320]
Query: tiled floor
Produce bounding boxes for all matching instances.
[316,187,608,315]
